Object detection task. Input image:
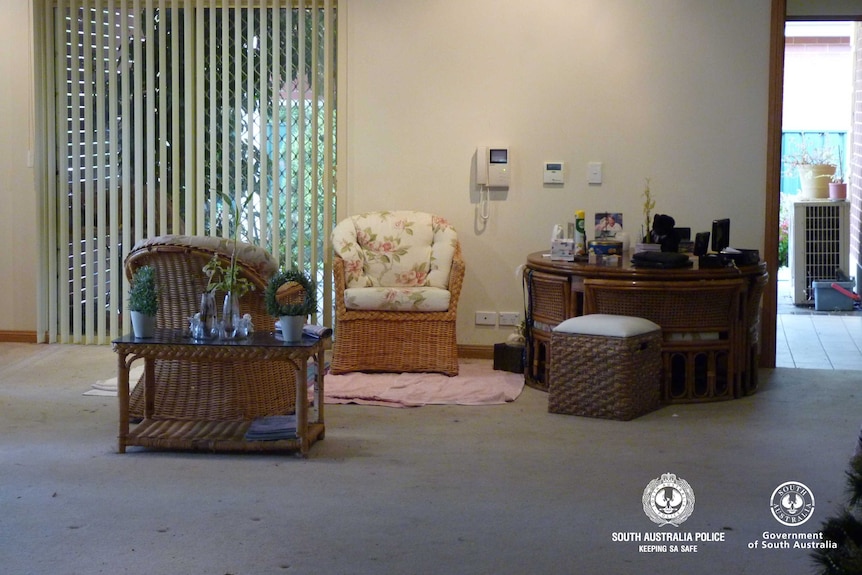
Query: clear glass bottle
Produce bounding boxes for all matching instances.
[221,291,240,339]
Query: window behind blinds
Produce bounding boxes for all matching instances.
[35,0,337,344]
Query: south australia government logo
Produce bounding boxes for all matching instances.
[643,473,695,527]
[770,481,815,526]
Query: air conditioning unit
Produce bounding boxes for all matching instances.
[790,200,850,304]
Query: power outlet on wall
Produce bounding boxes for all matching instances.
[499,312,520,326]
[475,311,497,326]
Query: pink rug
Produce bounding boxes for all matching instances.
[324,359,524,408]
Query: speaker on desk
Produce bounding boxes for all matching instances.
[711,219,730,253]
[693,232,710,257]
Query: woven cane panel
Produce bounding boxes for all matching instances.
[330,316,459,375]
[129,359,298,421]
[585,281,742,332]
[528,271,570,325]
[548,330,661,420]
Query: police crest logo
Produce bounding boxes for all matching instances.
[643,473,695,527]
[769,481,815,526]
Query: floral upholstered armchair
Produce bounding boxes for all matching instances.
[331,211,465,375]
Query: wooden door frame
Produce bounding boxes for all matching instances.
[763,1,862,368]
[761,0,786,368]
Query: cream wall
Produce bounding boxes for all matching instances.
[0,0,38,336]
[0,0,774,345]
[340,0,772,346]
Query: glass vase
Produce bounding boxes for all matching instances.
[220,291,240,339]
[194,292,217,339]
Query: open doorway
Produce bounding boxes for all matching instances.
[775,21,861,369]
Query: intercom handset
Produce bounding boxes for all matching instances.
[476,147,510,188]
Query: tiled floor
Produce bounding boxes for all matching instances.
[775,267,862,369]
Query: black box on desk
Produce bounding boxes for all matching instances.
[494,343,525,373]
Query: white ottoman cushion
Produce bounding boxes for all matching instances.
[553,314,660,338]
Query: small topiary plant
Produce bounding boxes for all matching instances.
[128,265,159,316]
[264,268,317,317]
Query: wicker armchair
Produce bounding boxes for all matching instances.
[124,235,297,420]
[331,211,465,376]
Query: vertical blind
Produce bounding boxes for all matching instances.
[37,0,337,344]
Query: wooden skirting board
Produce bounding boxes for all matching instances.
[457,345,494,360]
[0,331,38,343]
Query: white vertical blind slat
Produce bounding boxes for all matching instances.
[257,8,269,248]
[223,5,233,238]
[94,0,108,343]
[132,0,144,247]
[120,1,132,336]
[206,1,216,236]
[284,4,294,264]
[52,0,68,343]
[191,1,203,234]
[269,6,281,261]
[107,0,120,339]
[295,0,305,268]
[69,0,83,343]
[309,0,320,288]
[157,0,168,233]
[82,0,96,344]
[322,0,334,328]
[145,0,156,240]
[171,0,182,233]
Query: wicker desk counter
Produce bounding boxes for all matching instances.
[112,329,328,457]
[524,251,768,402]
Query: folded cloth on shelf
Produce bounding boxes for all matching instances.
[273,322,333,339]
[302,324,333,339]
[244,414,297,441]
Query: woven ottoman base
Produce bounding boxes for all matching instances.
[548,316,662,420]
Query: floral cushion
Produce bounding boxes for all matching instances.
[344,286,451,312]
[131,235,278,278]
[332,211,458,290]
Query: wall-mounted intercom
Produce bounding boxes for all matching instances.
[477,147,510,188]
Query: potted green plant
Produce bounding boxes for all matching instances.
[264,268,317,342]
[829,146,847,200]
[635,178,661,252]
[128,265,159,338]
[202,190,256,338]
[783,143,836,199]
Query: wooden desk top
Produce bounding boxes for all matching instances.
[526,250,767,281]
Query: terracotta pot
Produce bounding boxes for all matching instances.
[829,182,847,200]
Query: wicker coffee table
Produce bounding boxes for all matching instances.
[112,329,328,457]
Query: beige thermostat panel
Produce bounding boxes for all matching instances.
[544,161,564,184]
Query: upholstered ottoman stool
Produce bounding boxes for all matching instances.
[548,314,662,420]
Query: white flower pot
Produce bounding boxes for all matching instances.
[130,311,156,338]
[278,315,306,342]
[798,164,836,199]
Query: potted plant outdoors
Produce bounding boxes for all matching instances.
[264,268,317,342]
[829,146,848,200]
[784,144,836,199]
[128,265,159,338]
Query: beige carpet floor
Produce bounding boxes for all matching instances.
[3,342,860,575]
